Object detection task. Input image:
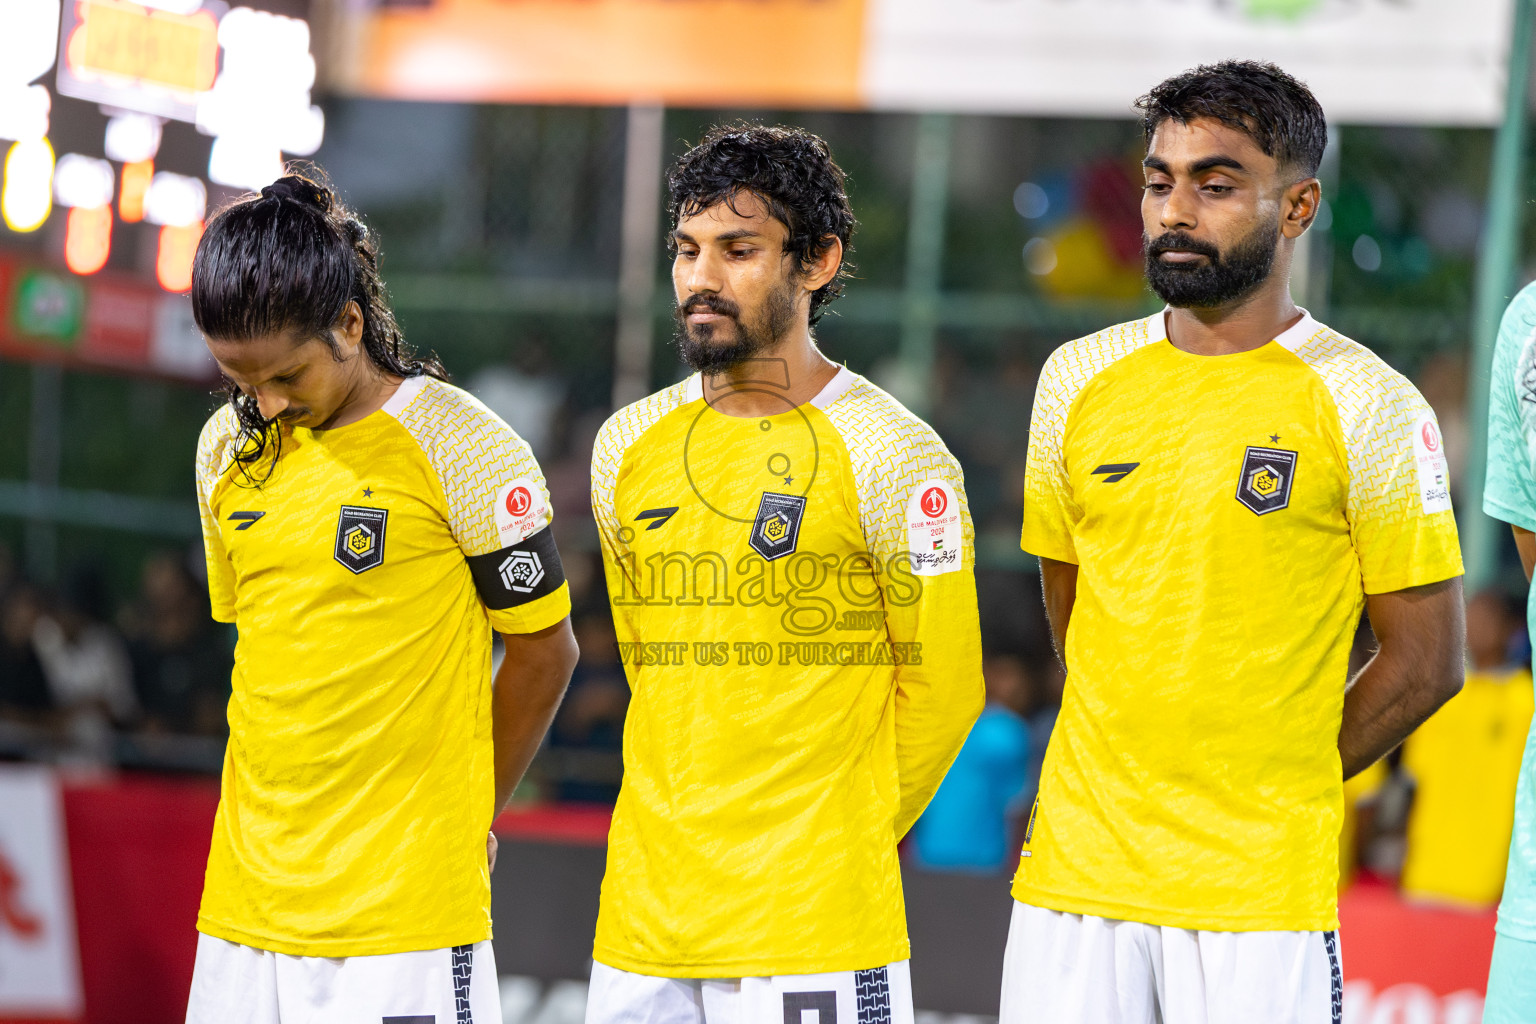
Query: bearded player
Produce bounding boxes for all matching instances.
[1004,62,1465,1022]
[587,124,983,1022]
[183,172,579,1023]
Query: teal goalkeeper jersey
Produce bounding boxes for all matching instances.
[1483,279,1536,942]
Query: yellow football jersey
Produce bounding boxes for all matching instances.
[1016,311,1463,932]
[590,366,984,976]
[1402,667,1534,908]
[195,375,571,957]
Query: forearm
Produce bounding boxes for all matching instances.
[1339,578,1464,778]
[492,620,579,814]
[1039,557,1078,669]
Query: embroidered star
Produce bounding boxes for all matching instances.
[1269,434,1281,444]
[362,486,373,498]
[783,475,794,486]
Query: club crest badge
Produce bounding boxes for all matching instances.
[1235,446,1298,516]
[748,491,806,561]
[334,505,388,573]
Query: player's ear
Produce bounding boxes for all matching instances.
[801,236,843,293]
[331,300,366,358]
[1282,177,1321,240]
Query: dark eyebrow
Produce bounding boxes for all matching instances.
[1142,154,1248,176]
[672,228,765,245]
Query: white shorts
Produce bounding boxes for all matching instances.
[586,959,915,1024]
[999,901,1342,1024]
[184,932,501,1024]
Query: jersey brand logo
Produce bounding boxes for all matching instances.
[498,550,545,593]
[749,492,806,561]
[227,511,265,530]
[333,505,388,574]
[635,507,679,531]
[1091,463,1140,483]
[1236,446,1298,515]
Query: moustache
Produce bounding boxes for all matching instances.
[1145,232,1221,262]
[679,294,741,319]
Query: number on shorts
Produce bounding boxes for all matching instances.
[783,990,837,1024]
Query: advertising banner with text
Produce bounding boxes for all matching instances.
[333,0,1514,125]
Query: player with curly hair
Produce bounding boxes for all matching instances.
[183,170,579,1024]
[586,124,983,1023]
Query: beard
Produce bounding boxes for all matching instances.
[673,283,797,374]
[1143,218,1280,309]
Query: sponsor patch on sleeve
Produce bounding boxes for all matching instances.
[493,477,549,546]
[905,479,962,576]
[1412,412,1453,514]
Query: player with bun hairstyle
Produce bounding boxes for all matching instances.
[184,169,579,1024]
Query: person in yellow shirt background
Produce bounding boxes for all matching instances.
[1401,589,1534,909]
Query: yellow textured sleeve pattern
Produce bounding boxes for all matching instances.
[822,374,985,839]
[1022,317,1157,561]
[390,378,550,558]
[590,378,696,546]
[820,375,973,563]
[195,404,242,622]
[1291,327,1464,591]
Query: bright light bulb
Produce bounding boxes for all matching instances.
[105,113,163,163]
[0,0,61,87]
[208,135,283,191]
[3,137,55,232]
[120,160,153,222]
[145,171,206,227]
[0,84,51,143]
[54,153,114,208]
[157,220,204,293]
[65,205,112,275]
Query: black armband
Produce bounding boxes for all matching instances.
[466,525,566,609]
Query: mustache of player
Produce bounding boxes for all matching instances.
[1143,220,1278,309]
[673,286,797,374]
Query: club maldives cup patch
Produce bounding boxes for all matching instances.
[1413,412,1453,514]
[906,479,961,576]
[334,505,388,573]
[494,477,548,546]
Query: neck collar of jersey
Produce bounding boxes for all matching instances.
[684,364,856,411]
[1149,307,1319,353]
[382,374,428,417]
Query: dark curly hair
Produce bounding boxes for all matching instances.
[1136,60,1327,178]
[667,123,856,325]
[191,166,446,484]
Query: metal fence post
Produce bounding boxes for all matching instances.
[1465,0,1535,590]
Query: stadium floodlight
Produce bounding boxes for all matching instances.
[144,170,207,227]
[105,112,164,163]
[53,153,115,209]
[140,0,208,12]
[65,205,113,275]
[0,84,51,143]
[207,134,282,191]
[198,7,324,156]
[2,137,56,232]
[0,0,61,87]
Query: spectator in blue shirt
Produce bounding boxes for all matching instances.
[910,654,1033,872]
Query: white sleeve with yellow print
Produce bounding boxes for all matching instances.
[1290,330,1463,593]
[385,375,570,633]
[1021,316,1160,564]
